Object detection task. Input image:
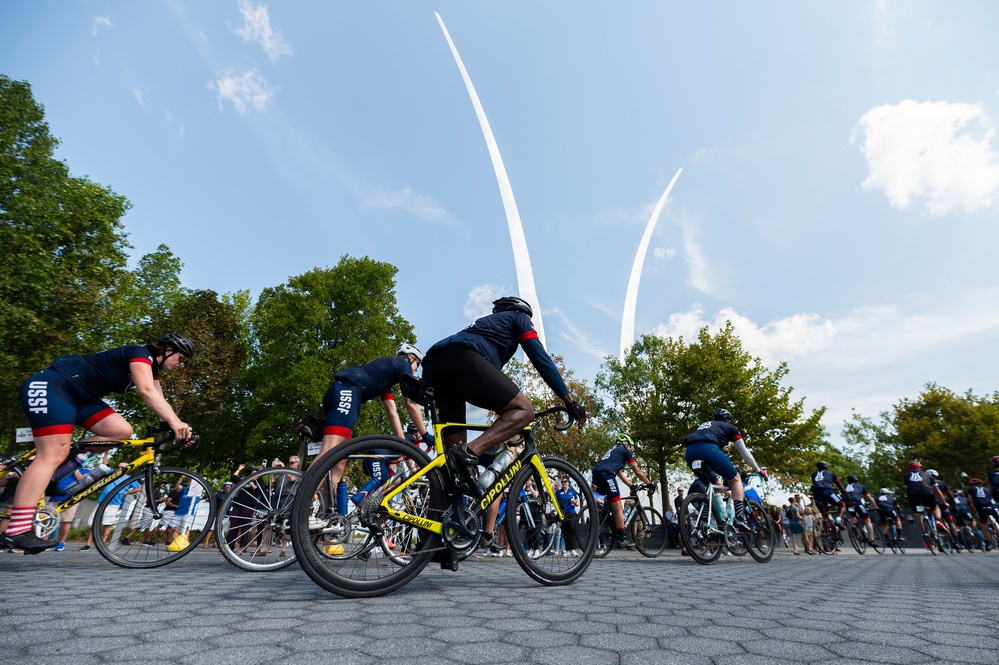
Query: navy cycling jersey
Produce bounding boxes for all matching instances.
[969,485,996,506]
[811,469,840,492]
[593,445,635,475]
[988,468,999,494]
[335,356,413,402]
[843,482,869,504]
[49,345,159,402]
[953,495,973,515]
[903,469,937,496]
[684,421,742,449]
[876,493,899,513]
[428,310,568,397]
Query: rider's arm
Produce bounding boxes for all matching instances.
[380,393,405,439]
[616,470,633,491]
[628,460,653,486]
[520,336,569,399]
[131,362,190,440]
[731,437,761,473]
[403,398,431,440]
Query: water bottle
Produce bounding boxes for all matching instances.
[477,444,518,490]
[62,463,112,496]
[336,480,348,514]
[53,452,90,494]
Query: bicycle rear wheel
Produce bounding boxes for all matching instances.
[868,522,886,554]
[847,519,866,555]
[743,499,775,563]
[218,468,301,572]
[816,520,836,554]
[93,467,217,569]
[679,493,722,565]
[919,514,936,555]
[506,456,597,586]
[291,436,442,598]
[592,511,613,559]
[632,506,667,558]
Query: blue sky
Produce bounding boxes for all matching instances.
[4,2,999,450]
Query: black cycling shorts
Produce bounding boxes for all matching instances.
[421,345,520,425]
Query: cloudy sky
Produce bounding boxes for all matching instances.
[3,2,999,448]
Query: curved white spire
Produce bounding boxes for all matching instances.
[435,12,545,347]
[620,168,683,361]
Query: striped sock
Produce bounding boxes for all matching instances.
[5,506,35,537]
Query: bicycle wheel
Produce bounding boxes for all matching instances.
[886,526,897,554]
[817,520,837,554]
[381,477,432,565]
[92,467,217,569]
[895,526,906,554]
[935,521,953,554]
[291,436,442,598]
[868,522,886,554]
[506,456,598,586]
[742,499,776,563]
[919,514,936,555]
[592,510,613,559]
[680,493,722,565]
[218,468,300,572]
[632,506,667,558]
[847,519,866,555]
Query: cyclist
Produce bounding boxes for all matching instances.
[842,475,878,544]
[810,461,847,531]
[2,333,195,553]
[903,461,947,549]
[927,469,960,544]
[683,408,765,533]
[421,296,586,554]
[592,433,657,549]
[875,488,904,543]
[988,455,999,498]
[952,489,989,551]
[968,478,999,535]
[317,343,432,474]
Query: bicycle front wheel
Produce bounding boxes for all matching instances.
[506,456,598,586]
[291,436,442,598]
[743,499,776,563]
[93,467,217,569]
[632,506,667,558]
[218,468,301,572]
[847,519,866,555]
[679,493,722,565]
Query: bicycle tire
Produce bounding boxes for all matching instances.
[506,456,598,586]
[679,493,722,565]
[379,476,434,565]
[92,467,217,569]
[886,526,897,554]
[868,522,886,554]
[919,514,936,555]
[743,499,776,563]
[591,510,613,559]
[935,520,952,554]
[217,467,301,572]
[632,506,667,558]
[847,519,866,555]
[291,435,442,598]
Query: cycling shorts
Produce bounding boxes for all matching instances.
[973,503,999,523]
[19,369,115,437]
[684,442,737,482]
[812,489,845,511]
[847,502,869,519]
[907,493,938,512]
[955,510,975,526]
[421,345,520,425]
[592,469,624,503]
[877,508,898,521]
[362,451,395,480]
[322,381,365,438]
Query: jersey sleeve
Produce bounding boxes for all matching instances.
[517,319,569,397]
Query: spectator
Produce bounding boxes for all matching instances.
[802,503,816,554]
[80,468,141,551]
[787,496,805,555]
[202,481,234,548]
[554,475,581,557]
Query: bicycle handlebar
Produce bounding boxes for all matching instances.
[533,405,576,432]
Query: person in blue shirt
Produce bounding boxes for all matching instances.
[5,333,194,553]
[684,409,764,532]
[554,475,581,557]
[318,343,432,482]
[592,433,657,549]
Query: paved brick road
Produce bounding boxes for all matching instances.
[2,543,997,664]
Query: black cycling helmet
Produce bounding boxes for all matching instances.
[406,422,418,434]
[846,474,858,483]
[157,333,195,359]
[816,460,828,470]
[615,433,633,447]
[712,408,733,422]
[991,455,999,466]
[492,296,533,318]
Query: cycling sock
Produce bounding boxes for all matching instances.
[616,528,626,540]
[5,506,35,537]
[352,478,382,504]
[734,499,746,522]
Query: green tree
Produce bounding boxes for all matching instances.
[101,245,186,347]
[243,257,415,463]
[596,322,826,489]
[0,75,131,447]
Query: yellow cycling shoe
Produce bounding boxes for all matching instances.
[166,534,190,552]
[325,543,344,555]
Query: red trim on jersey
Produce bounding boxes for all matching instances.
[82,408,115,430]
[517,330,539,344]
[324,426,353,439]
[732,434,743,441]
[33,424,74,437]
[130,358,153,366]
[380,393,395,402]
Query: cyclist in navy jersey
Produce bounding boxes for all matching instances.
[926,469,960,543]
[875,488,904,539]
[684,408,765,532]
[592,433,657,549]
[952,489,989,550]
[968,478,999,525]
[421,296,586,554]
[842,475,878,543]
[810,461,847,526]
[903,461,948,545]
[318,343,432,483]
[988,455,999,497]
[2,334,195,553]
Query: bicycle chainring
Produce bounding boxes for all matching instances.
[441,506,482,555]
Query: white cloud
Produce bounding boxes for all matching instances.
[132,88,146,108]
[464,285,505,320]
[854,99,999,215]
[91,16,112,36]
[165,110,185,137]
[549,308,611,361]
[653,246,675,260]
[358,185,452,224]
[210,69,275,115]
[233,0,292,62]
[680,218,722,297]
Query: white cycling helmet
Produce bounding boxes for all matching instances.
[396,343,423,363]
[879,488,890,495]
